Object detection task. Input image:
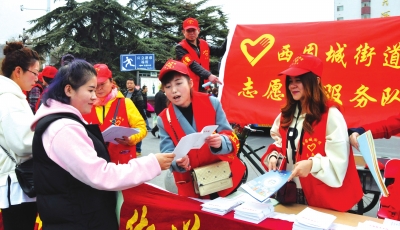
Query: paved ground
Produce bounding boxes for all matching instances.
[140,120,400,218]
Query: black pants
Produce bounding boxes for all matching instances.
[1,202,37,230]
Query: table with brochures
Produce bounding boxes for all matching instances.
[118,183,383,230]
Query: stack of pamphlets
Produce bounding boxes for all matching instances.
[233,200,274,224]
[201,191,253,215]
[240,170,291,202]
[293,207,336,230]
[356,219,400,230]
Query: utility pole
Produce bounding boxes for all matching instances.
[20,0,51,65]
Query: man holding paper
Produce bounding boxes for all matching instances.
[176,17,225,92]
[157,59,246,199]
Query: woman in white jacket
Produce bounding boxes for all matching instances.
[0,42,40,229]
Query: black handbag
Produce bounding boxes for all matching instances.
[276,181,297,204]
[1,145,36,198]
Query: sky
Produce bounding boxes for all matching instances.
[0,0,334,43]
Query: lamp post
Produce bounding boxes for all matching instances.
[20,0,51,65]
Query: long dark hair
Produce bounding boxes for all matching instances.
[281,72,329,134]
[42,59,96,106]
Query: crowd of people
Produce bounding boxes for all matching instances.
[0,16,399,229]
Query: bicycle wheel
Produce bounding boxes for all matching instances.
[348,190,380,214]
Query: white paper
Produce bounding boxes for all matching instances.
[357,221,397,230]
[102,125,139,144]
[295,207,337,229]
[383,218,400,228]
[173,125,218,160]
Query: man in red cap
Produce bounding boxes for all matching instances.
[176,17,226,92]
[30,65,58,113]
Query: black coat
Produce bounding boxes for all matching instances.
[33,113,118,230]
[154,90,167,115]
[123,88,146,120]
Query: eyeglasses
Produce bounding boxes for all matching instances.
[24,69,39,77]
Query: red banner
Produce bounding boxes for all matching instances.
[220,16,400,127]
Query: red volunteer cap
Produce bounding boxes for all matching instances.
[279,54,323,78]
[159,59,189,81]
[37,72,43,82]
[183,18,199,30]
[94,64,112,83]
[42,66,58,79]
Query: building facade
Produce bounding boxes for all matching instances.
[335,0,400,20]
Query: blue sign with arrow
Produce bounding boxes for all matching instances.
[120,54,155,71]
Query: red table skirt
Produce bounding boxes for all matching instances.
[0,184,293,230]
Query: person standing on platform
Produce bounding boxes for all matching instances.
[176,17,225,92]
[261,54,363,212]
[83,64,146,163]
[123,79,147,156]
[157,59,245,199]
[151,86,167,137]
[0,41,39,230]
[31,59,174,229]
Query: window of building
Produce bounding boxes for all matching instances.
[337,5,344,11]
[362,2,370,7]
[337,17,344,20]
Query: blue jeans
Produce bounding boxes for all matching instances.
[136,141,142,153]
[144,109,151,130]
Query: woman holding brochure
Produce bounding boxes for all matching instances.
[157,59,246,199]
[260,54,362,211]
[31,59,174,229]
[82,63,146,163]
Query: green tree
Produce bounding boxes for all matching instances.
[27,0,228,81]
[27,0,143,83]
[127,0,229,71]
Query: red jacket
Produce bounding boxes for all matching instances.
[362,113,400,139]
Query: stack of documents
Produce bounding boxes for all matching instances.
[293,207,336,230]
[356,219,400,230]
[201,197,243,215]
[201,191,254,215]
[233,201,274,224]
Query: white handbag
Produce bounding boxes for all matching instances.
[192,161,233,196]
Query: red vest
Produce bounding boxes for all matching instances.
[279,110,363,211]
[179,39,210,91]
[82,98,136,164]
[159,92,245,198]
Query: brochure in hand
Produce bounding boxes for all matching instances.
[240,170,291,202]
[173,125,218,160]
[102,125,139,144]
[357,130,389,197]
